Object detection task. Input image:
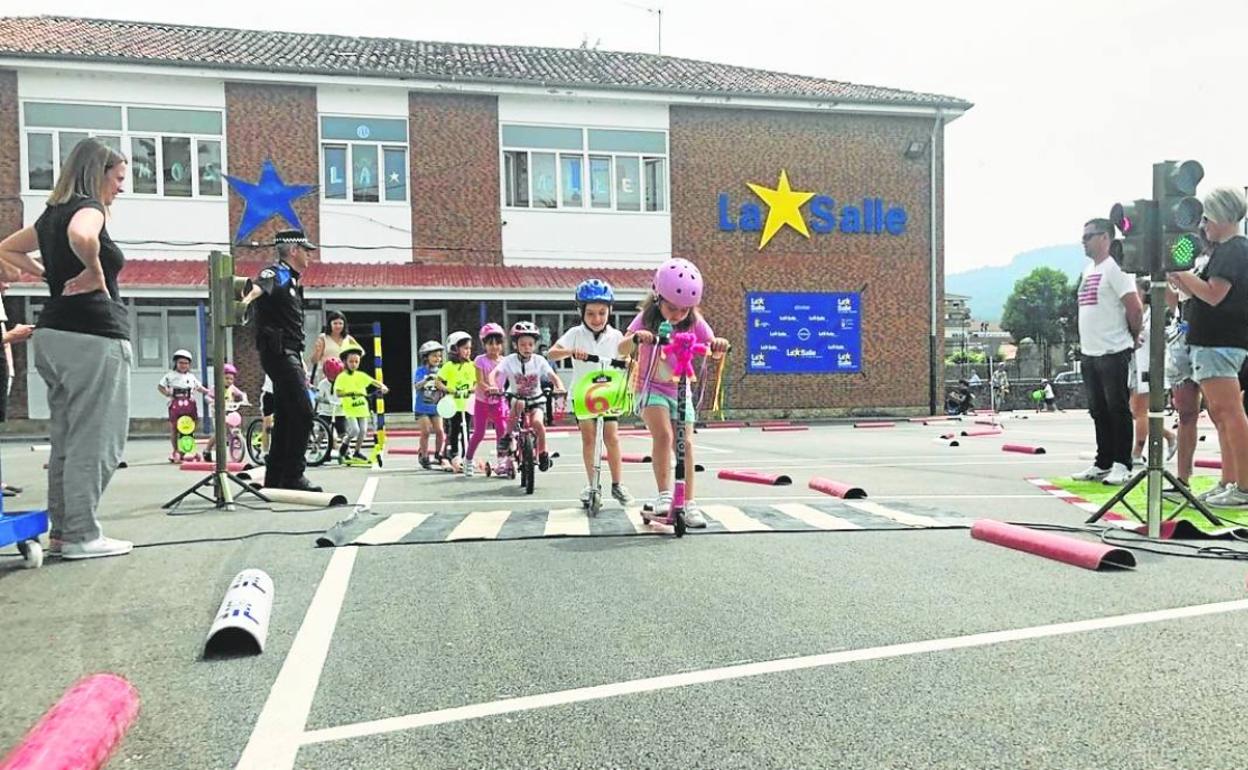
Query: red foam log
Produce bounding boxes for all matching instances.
[704,421,747,429]
[0,673,140,770]
[939,432,958,440]
[970,520,1136,570]
[717,469,793,486]
[853,422,895,429]
[384,429,421,437]
[808,476,867,499]
[1002,444,1046,455]
[387,448,423,455]
[620,454,652,463]
[763,425,809,432]
[751,420,791,427]
[1195,458,1222,469]
[180,461,245,472]
[909,416,955,423]
[961,429,1003,437]
[974,419,1000,426]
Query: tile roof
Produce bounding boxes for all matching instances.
[13,259,654,293]
[0,16,970,109]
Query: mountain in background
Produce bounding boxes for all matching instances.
[946,244,1085,322]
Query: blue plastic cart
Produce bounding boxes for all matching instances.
[0,448,48,568]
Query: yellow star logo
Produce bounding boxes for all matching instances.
[746,170,816,250]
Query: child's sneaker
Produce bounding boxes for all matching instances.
[168,451,181,464]
[419,455,432,470]
[682,503,708,528]
[353,451,368,462]
[649,490,673,515]
[538,452,551,472]
[463,462,475,478]
[579,485,594,505]
[611,484,633,504]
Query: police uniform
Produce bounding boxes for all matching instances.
[253,230,317,491]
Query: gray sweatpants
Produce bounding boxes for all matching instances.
[34,328,131,544]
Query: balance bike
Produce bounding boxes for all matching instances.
[170,387,200,462]
[640,323,707,538]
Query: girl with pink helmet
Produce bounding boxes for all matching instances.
[620,258,730,527]
[463,322,510,476]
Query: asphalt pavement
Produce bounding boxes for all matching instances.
[2,411,1246,769]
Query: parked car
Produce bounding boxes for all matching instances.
[1053,370,1083,385]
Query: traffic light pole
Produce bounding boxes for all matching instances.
[164,251,269,513]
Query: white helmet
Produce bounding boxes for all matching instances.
[172,349,193,363]
[418,341,444,357]
[446,331,472,349]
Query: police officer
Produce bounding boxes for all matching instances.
[245,229,321,492]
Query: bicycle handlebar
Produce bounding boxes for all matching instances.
[582,354,628,369]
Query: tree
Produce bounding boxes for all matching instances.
[1000,267,1078,378]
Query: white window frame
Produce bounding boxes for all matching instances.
[318,114,410,206]
[19,100,227,200]
[128,304,222,371]
[499,124,669,215]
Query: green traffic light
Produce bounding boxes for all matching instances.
[1170,234,1198,268]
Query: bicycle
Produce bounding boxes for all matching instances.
[487,385,565,495]
[572,354,631,516]
[206,392,250,464]
[245,387,334,467]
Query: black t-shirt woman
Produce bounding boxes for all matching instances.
[0,137,134,559]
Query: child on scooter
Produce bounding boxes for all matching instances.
[548,279,632,505]
[464,323,509,478]
[158,348,210,462]
[621,259,729,528]
[488,322,565,473]
[413,340,447,469]
[334,344,389,463]
[438,332,477,472]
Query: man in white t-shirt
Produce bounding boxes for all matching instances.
[1073,217,1143,484]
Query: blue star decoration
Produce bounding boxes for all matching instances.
[224,160,317,244]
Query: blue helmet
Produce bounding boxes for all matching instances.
[575,279,615,307]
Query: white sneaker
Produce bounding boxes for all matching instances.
[1131,454,1145,467]
[1072,465,1110,481]
[579,485,593,505]
[1103,463,1131,485]
[682,504,708,528]
[1207,483,1248,508]
[61,536,133,561]
[1166,438,1178,461]
[463,462,475,478]
[1198,482,1229,502]
[650,491,673,515]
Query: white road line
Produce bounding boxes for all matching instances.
[544,507,591,537]
[298,599,1248,746]
[355,513,431,545]
[236,546,359,769]
[356,476,380,512]
[846,500,946,528]
[368,493,1052,507]
[446,510,512,541]
[699,504,772,532]
[771,503,863,530]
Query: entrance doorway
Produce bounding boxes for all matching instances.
[347,312,413,413]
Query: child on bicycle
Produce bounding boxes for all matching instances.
[204,362,251,462]
[438,332,477,473]
[464,323,509,478]
[621,258,729,527]
[158,348,210,462]
[413,340,446,469]
[334,344,389,463]
[488,321,565,473]
[548,279,632,505]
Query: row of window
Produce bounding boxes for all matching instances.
[22,103,669,212]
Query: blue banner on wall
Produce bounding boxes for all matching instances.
[745,292,862,374]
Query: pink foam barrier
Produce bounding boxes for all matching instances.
[974,419,1000,426]
[619,454,652,463]
[384,429,421,437]
[939,432,958,440]
[909,416,955,423]
[704,421,747,429]
[387,448,423,455]
[853,422,895,429]
[750,420,791,427]
[1195,458,1222,469]
[961,429,1003,437]
[970,520,1136,570]
[180,461,245,472]
[0,673,140,770]
[717,469,793,486]
[933,437,960,447]
[808,476,867,499]
[763,425,809,432]
[1002,444,1046,455]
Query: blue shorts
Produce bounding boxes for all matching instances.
[1189,345,1248,383]
[640,391,696,423]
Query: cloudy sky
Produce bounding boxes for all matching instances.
[9,0,1245,273]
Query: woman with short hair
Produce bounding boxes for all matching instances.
[0,138,133,558]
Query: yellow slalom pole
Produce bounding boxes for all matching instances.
[370,321,386,466]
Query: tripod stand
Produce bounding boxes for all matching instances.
[1085,278,1219,534]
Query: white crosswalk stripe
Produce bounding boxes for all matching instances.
[355,513,430,545]
[845,501,945,528]
[698,504,773,532]
[544,507,592,537]
[770,503,863,530]
[446,510,511,541]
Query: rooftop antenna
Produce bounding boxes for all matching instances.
[617,0,663,54]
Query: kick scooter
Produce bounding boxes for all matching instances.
[574,354,630,516]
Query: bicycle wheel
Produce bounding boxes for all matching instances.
[521,433,535,495]
[245,418,267,466]
[306,418,333,466]
[228,430,245,464]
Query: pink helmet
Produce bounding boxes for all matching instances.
[653,258,704,309]
[222,363,238,376]
[322,357,345,383]
[479,322,505,340]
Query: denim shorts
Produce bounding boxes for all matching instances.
[640,391,696,423]
[1166,339,1194,385]
[1189,345,1248,383]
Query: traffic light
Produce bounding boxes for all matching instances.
[208,251,253,327]
[1110,199,1158,274]
[1155,160,1204,272]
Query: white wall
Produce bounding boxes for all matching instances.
[18,69,230,260]
[497,95,671,269]
[317,85,413,263]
